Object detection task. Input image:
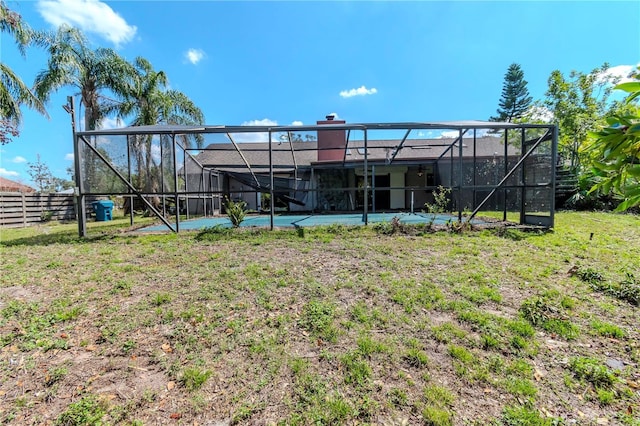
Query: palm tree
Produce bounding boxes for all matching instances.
[109,57,204,201]
[113,57,204,133]
[0,0,47,142]
[34,24,133,131]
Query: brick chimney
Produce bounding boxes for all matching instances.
[316,114,346,161]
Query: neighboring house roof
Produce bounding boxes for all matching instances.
[194,136,520,172]
[0,177,35,192]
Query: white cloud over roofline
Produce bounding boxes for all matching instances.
[37,0,137,46]
[65,153,75,161]
[186,49,205,65]
[232,119,280,142]
[339,86,378,98]
[0,168,20,177]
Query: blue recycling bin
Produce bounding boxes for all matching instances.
[92,200,114,221]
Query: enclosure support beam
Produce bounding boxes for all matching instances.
[472,129,477,210]
[363,129,369,225]
[127,135,134,227]
[467,129,552,223]
[80,135,176,232]
[504,129,509,222]
[286,132,299,181]
[67,96,86,237]
[550,125,558,227]
[458,129,464,222]
[342,130,352,166]
[388,129,412,164]
[172,134,180,233]
[519,128,526,224]
[227,133,260,188]
[268,130,274,230]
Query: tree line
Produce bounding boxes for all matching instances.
[491,62,639,211]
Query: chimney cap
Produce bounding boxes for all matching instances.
[325,114,335,121]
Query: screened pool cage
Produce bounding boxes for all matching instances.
[72,120,557,236]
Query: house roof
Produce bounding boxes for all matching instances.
[0,177,35,192]
[194,136,521,172]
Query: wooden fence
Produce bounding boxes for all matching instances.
[0,192,78,228]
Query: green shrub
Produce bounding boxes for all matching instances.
[569,357,617,388]
[55,395,106,425]
[225,197,247,227]
[181,367,212,391]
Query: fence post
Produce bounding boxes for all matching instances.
[21,192,27,226]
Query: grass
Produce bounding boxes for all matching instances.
[0,211,639,424]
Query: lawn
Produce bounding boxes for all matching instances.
[0,212,638,425]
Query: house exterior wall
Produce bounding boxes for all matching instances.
[390,167,407,209]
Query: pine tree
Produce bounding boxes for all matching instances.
[491,63,532,122]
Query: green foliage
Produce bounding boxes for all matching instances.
[225,197,247,228]
[372,216,406,235]
[569,357,617,388]
[299,300,337,342]
[491,63,533,122]
[40,210,54,222]
[150,292,171,306]
[543,63,620,170]
[501,405,556,425]
[519,295,579,339]
[422,384,455,426]
[180,367,212,391]
[588,69,640,211]
[0,1,47,136]
[340,351,372,386]
[403,347,430,368]
[425,186,451,214]
[55,395,107,425]
[422,406,453,426]
[578,267,640,306]
[591,320,626,339]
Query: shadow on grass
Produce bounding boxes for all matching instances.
[0,230,115,247]
[0,219,154,247]
[488,226,553,241]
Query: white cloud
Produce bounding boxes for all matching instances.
[328,112,340,119]
[65,153,75,161]
[242,119,278,127]
[0,168,20,177]
[99,117,124,130]
[37,0,137,46]
[339,86,378,98]
[291,120,303,126]
[597,64,639,84]
[185,48,205,65]
[439,130,460,139]
[232,119,279,142]
[11,156,27,163]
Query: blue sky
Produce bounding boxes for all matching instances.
[1,0,639,188]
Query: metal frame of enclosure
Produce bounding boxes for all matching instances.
[72,120,557,236]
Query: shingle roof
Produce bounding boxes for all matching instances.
[0,177,35,192]
[194,136,519,171]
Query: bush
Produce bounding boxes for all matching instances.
[225,198,247,227]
